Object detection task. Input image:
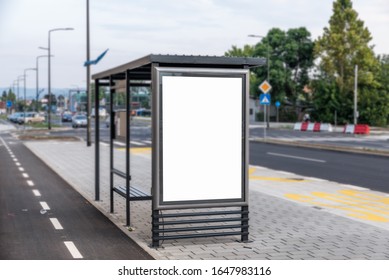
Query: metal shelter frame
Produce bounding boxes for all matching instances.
[92,54,265,247]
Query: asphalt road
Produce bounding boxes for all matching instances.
[0,134,153,260]
[250,141,389,193]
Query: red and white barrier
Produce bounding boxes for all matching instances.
[294,122,333,132]
[343,124,370,134]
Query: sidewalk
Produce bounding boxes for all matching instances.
[24,140,389,260]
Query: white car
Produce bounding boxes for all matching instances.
[17,112,45,124]
[72,114,87,128]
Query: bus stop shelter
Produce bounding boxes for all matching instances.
[92,54,265,247]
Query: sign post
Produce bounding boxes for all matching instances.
[6,100,12,114]
[259,80,272,139]
[259,80,272,129]
[259,93,271,140]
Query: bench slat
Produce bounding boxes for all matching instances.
[113,186,151,201]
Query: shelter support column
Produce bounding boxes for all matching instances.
[95,79,100,201]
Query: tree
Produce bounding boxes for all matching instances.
[225,44,255,57]
[252,27,314,110]
[1,90,6,101]
[314,0,386,125]
[225,27,315,120]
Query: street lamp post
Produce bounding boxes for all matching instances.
[42,27,74,130]
[23,68,37,130]
[17,75,24,102]
[354,65,358,125]
[86,0,92,146]
[248,34,270,128]
[35,55,53,112]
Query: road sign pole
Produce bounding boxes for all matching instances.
[264,105,266,140]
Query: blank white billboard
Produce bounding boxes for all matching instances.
[160,74,245,205]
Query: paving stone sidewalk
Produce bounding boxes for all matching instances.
[24,141,389,260]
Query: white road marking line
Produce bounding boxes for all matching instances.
[39,201,50,210]
[19,167,25,172]
[49,218,64,230]
[130,141,145,146]
[143,140,152,144]
[113,141,126,146]
[27,180,34,186]
[64,241,83,259]
[15,162,21,166]
[267,152,327,163]
[22,173,29,178]
[32,189,41,197]
[277,171,296,176]
[100,142,109,147]
[13,158,18,162]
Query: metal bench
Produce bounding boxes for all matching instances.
[113,185,152,201]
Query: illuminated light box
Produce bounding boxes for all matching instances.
[154,68,249,209]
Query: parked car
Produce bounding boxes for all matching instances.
[62,113,73,122]
[17,112,45,124]
[72,114,87,128]
[9,112,23,123]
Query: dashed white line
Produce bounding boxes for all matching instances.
[130,141,145,146]
[39,201,50,210]
[267,152,327,163]
[13,158,18,162]
[49,218,64,230]
[27,180,34,186]
[64,241,83,259]
[32,189,41,197]
[19,167,25,172]
[15,162,21,166]
[113,141,126,146]
[22,173,29,178]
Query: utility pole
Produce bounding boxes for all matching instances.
[86,0,92,146]
[354,65,358,125]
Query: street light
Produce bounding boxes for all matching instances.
[248,34,270,128]
[16,75,25,111]
[23,68,37,129]
[17,75,25,102]
[35,54,53,111]
[86,0,92,147]
[41,27,74,130]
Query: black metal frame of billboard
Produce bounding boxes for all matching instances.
[92,54,265,247]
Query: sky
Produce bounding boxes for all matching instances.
[1,0,388,93]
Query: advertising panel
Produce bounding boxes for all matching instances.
[153,68,249,209]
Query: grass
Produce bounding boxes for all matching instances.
[29,122,61,128]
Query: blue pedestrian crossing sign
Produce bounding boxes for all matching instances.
[6,100,12,108]
[259,93,271,105]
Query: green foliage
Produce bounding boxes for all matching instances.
[225,0,389,126]
[314,0,388,126]
[251,27,314,110]
[224,45,255,57]
[225,28,315,108]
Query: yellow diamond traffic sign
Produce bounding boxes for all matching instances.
[259,80,272,94]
